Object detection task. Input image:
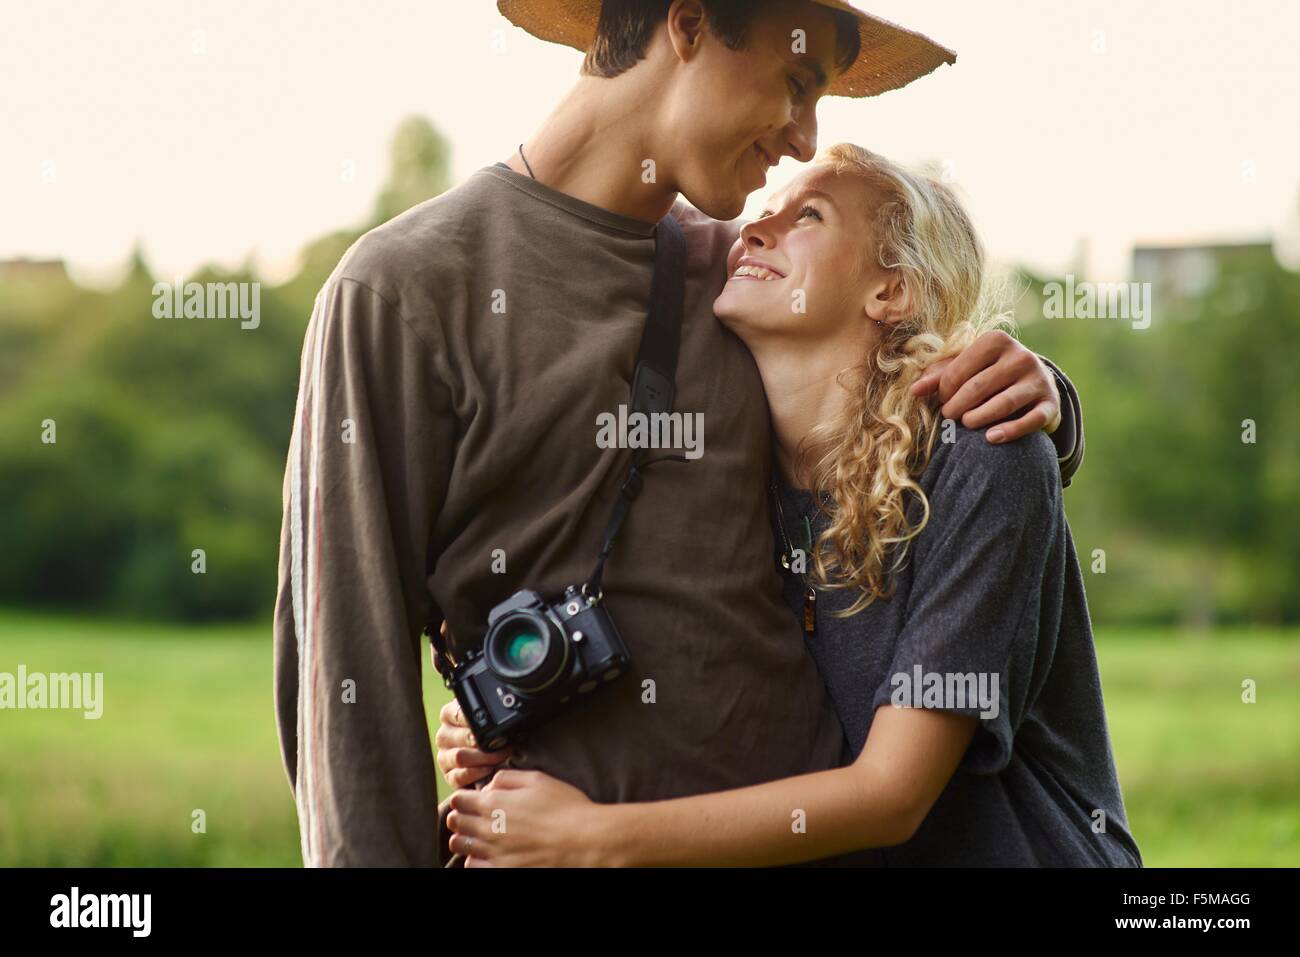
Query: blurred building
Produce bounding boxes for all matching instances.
[0,258,68,282]
[1132,240,1272,307]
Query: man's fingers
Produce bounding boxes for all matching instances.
[941,360,1010,421]
[961,381,1039,430]
[937,330,1010,403]
[436,738,506,780]
[439,699,469,728]
[458,745,512,768]
[987,401,1054,443]
[443,743,510,769]
[434,720,478,752]
[445,765,495,789]
[910,359,950,397]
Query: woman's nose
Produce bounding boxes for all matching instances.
[741,220,776,250]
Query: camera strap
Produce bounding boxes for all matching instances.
[426,212,688,682]
[583,211,687,600]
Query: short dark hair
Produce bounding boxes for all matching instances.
[582,0,861,81]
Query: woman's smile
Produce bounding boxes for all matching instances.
[730,256,786,281]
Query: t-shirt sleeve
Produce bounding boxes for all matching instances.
[272,275,455,865]
[1039,354,1085,489]
[870,429,1062,774]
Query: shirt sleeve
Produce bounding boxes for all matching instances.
[273,275,454,866]
[870,430,1062,775]
[1038,355,1085,488]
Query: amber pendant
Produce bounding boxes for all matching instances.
[803,586,817,634]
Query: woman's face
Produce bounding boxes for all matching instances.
[713,164,886,345]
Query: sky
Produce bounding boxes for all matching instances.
[3,0,1298,287]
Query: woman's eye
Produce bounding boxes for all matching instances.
[798,205,823,221]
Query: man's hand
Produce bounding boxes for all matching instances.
[435,698,512,790]
[910,330,1061,443]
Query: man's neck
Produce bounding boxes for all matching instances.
[746,329,871,489]
[501,74,680,224]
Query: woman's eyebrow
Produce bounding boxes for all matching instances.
[788,189,837,212]
[757,189,837,219]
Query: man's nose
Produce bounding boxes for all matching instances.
[783,108,818,163]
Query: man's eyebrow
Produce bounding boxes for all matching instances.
[796,54,828,90]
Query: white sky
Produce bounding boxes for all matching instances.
[3,0,1298,287]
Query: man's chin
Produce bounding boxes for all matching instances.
[679,180,748,222]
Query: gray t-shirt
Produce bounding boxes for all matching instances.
[774,426,1142,866]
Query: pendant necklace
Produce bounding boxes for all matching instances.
[771,476,818,635]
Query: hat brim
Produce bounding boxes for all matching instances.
[496,0,956,98]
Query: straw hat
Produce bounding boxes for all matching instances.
[496,0,956,98]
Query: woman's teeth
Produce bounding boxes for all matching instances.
[733,265,781,281]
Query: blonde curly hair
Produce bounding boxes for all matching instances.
[797,143,1014,615]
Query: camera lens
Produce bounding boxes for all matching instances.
[502,628,545,671]
[484,610,569,693]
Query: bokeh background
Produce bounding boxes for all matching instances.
[2,0,1297,866]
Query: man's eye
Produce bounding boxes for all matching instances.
[788,74,805,98]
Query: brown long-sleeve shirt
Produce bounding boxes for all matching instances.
[273,161,1084,867]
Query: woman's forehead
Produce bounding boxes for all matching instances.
[767,166,860,209]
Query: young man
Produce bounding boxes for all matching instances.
[274,0,1084,867]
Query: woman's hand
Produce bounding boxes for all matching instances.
[435,698,512,789]
[445,769,617,867]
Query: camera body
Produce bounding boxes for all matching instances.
[448,586,632,750]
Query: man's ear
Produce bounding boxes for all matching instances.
[665,0,708,61]
[864,271,914,326]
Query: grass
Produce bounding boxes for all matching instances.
[1091,627,1300,866]
[0,610,1296,866]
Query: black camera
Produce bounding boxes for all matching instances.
[447,586,631,750]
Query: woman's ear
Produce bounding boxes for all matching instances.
[864,271,914,326]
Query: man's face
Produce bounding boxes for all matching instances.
[664,1,845,220]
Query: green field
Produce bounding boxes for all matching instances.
[1,610,1296,867]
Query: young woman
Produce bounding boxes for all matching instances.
[437,144,1142,867]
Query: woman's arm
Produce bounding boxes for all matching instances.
[605,705,976,866]
[448,704,975,867]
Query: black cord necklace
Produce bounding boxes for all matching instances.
[518,143,536,180]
